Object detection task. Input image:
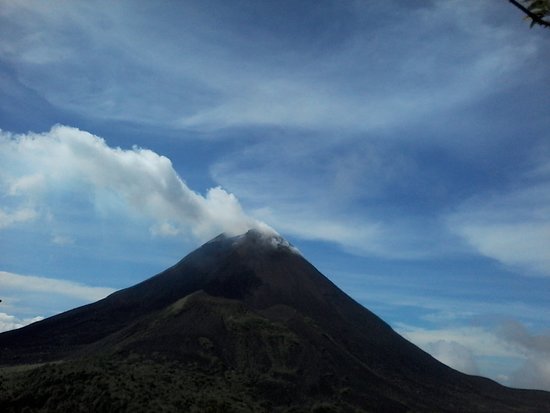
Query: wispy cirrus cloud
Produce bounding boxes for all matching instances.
[0,270,116,332]
[0,271,115,302]
[0,207,37,229]
[0,1,539,133]
[448,159,550,277]
[211,138,466,260]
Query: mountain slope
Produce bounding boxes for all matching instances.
[1,230,549,412]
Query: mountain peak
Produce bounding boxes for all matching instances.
[2,229,550,412]
[237,229,301,254]
[210,229,301,255]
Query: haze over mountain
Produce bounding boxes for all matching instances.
[1,230,549,412]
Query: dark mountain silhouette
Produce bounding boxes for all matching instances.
[1,229,549,412]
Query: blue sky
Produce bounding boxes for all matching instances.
[1,0,550,390]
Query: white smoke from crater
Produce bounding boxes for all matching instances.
[0,125,272,242]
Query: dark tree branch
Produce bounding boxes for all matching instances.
[509,0,550,28]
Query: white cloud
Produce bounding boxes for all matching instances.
[399,321,550,391]
[0,125,272,241]
[398,325,513,382]
[0,271,116,302]
[211,141,463,260]
[254,207,385,256]
[0,270,118,333]
[455,222,550,274]
[424,340,479,375]
[0,312,44,333]
[497,321,550,390]
[0,1,538,133]
[0,207,37,229]
[511,358,550,391]
[8,173,45,195]
[51,234,75,245]
[150,222,180,237]
[448,167,550,277]
[399,325,519,359]
[498,321,550,355]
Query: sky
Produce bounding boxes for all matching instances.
[1,0,550,391]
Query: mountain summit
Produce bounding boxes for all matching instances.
[1,230,549,412]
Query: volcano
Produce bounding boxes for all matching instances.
[1,230,549,412]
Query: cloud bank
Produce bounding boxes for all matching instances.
[0,1,538,133]
[400,322,550,391]
[0,125,272,242]
[498,321,550,390]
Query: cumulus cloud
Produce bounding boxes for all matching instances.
[8,173,45,196]
[0,312,44,333]
[0,125,272,241]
